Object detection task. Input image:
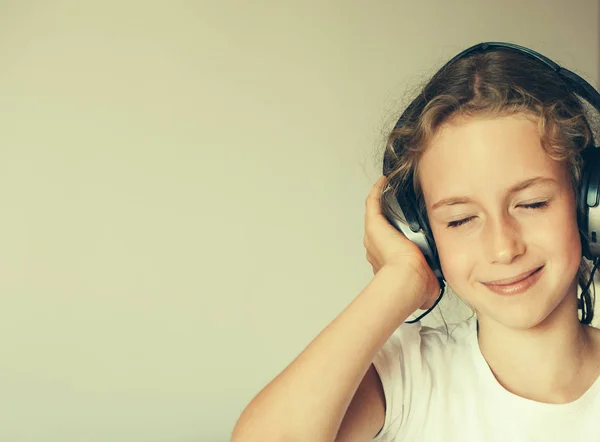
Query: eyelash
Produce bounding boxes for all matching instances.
[446,201,549,229]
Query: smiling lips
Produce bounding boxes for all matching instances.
[481,266,545,295]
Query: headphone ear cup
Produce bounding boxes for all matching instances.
[381,184,444,280]
[579,146,600,259]
[416,210,442,274]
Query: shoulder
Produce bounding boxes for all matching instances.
[377,315,476,363]
[370,316,477,441]
[375,316,477,392]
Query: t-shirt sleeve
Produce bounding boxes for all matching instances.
[370,321,433,442]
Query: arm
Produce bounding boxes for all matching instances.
[334,363,385,442]
[230,265,427,442]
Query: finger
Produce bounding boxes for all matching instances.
[365,176,388,220]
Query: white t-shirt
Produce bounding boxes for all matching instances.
[371,316,600,442]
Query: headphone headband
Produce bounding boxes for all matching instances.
[443,42,600,112]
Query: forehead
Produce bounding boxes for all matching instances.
[417,115,568,204]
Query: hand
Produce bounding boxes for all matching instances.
[363,176,440,309]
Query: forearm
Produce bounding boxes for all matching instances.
[231,266,424,442]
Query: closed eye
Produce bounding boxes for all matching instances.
[447,216,475,228]
[446,201,549,229]
[520,201,548,209]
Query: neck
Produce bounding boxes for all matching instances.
[477,287,600,404]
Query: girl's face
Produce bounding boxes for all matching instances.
[419,114,582,329]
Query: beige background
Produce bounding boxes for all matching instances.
[0,1,598,441]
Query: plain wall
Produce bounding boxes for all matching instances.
[0,1,598,441]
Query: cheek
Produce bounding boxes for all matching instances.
[432,228,475,285]
[534,204,581,264]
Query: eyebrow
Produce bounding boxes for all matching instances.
[430,176,558,211]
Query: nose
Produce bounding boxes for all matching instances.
[483,212,526,265]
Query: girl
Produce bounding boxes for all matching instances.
[231,42,600,441]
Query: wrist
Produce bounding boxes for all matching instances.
[373,265,429,315]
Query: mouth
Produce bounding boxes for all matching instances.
[483,266,544,286]
[481,266,545,296]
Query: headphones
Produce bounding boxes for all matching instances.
[381,42,600,322]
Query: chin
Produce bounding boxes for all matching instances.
[481,307,557,330]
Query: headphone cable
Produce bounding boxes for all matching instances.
[405,279,446,324]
